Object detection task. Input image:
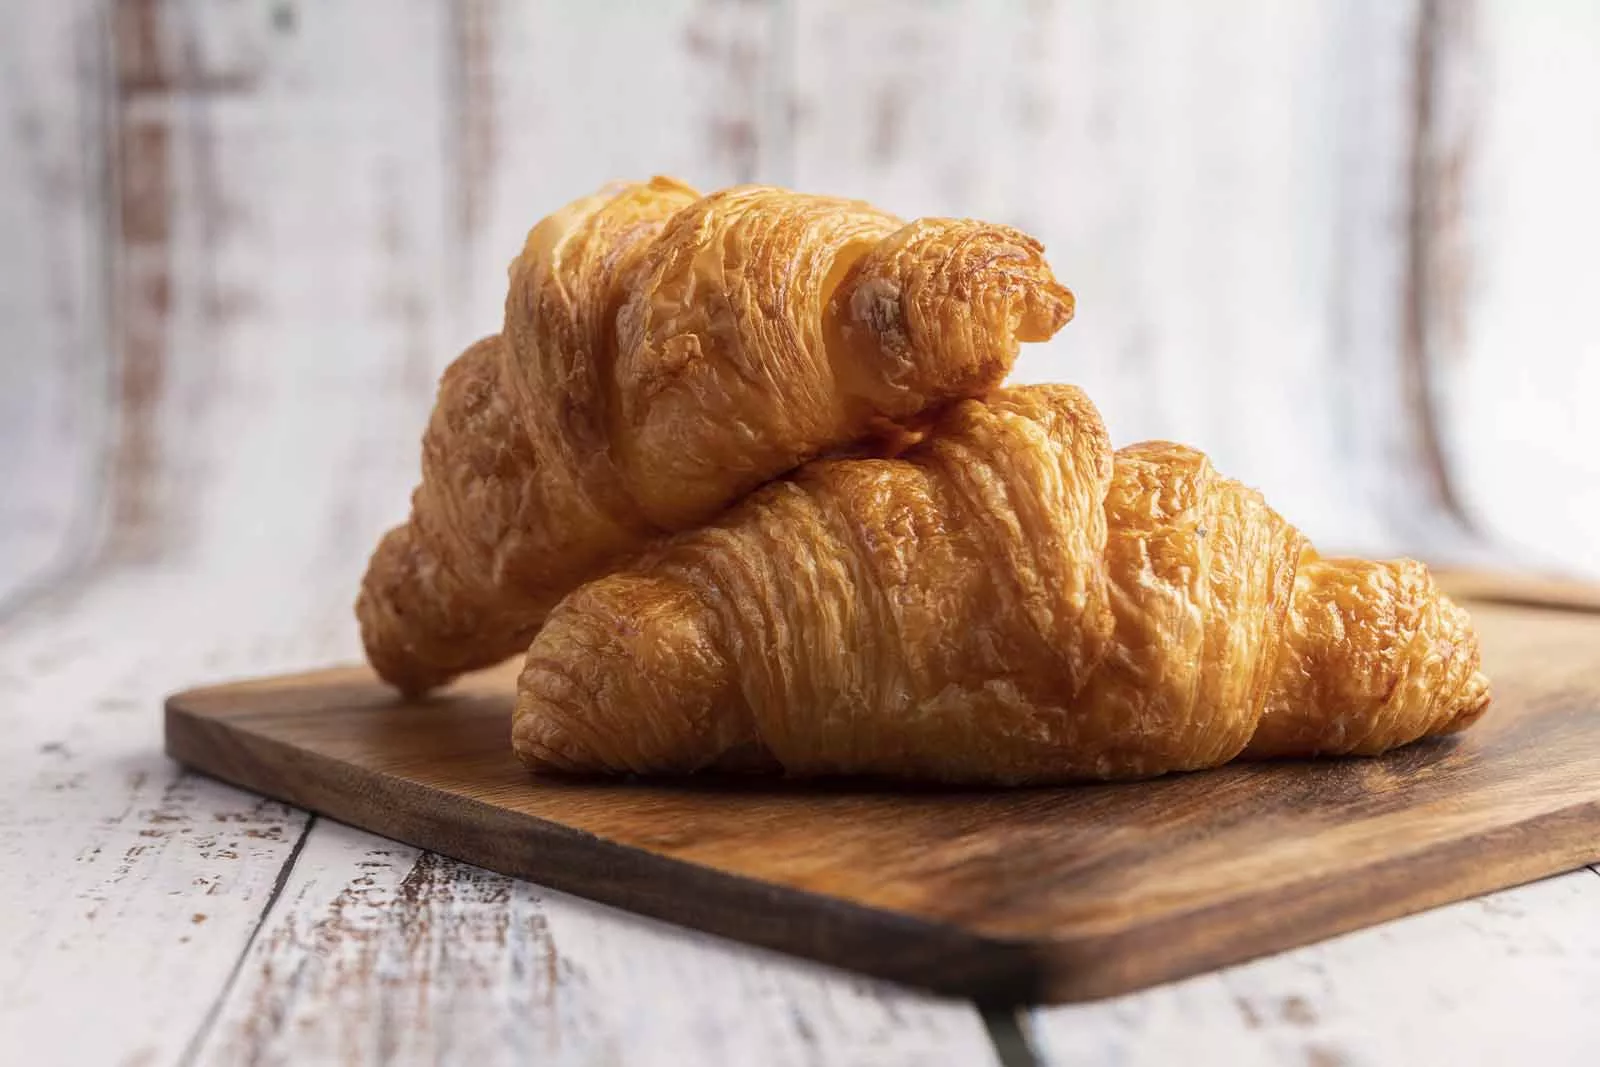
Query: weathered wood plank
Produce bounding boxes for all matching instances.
[193,819,999,1066]
[104,0,456,571]
[2,559,1000,1066]
[102,0,789,576]
[788,0,1433,559]
[1400,0,1476,537]
[9,571,1597,1066]
[0,0,112,604]
[1435,0,1600,579]
[1026,868,1600,1066]
[0,572,341,1066]
[449,0,783,338]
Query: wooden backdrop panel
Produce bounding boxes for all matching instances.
[101,0,456,575]
[1444,0,1600,577]
[7,0,1600,594]
[788,0,1425,556]
[0,0,112,606]
[451,0,785,336]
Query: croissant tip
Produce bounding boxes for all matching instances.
[1447,670,1494,732]
[646,174,698,196]
[1015,281,1075,342]
[364,640,447,699]
[1048,281,1076,323]
[509,705,543,767]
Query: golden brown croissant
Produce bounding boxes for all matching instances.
[357,178,1074,694]
[512,384,1490,784]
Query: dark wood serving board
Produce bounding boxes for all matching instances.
[165,597,1600,1004]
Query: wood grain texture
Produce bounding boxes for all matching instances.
[0,573,332,1066]
[1027,866,1600,1066]
[1401,0,1476,534]
[103,0,457,569]
[193,819,998,1067]
[168,600,1600,1004]
[788,0,1429,558]
[1440,0,1600,579]
[1,565,997,1066]
[1436,566,1600,616]
[450,0,784,340]
[0,0,111,605]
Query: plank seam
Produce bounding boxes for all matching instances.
[177,811,318,1067]
[981,1005,1041,1067]
[1401,0,1476,533]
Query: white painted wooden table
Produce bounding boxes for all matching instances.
[6,1,1600,1063]
[5,565,1599,1065]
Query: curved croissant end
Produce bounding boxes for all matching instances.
[828,219,1075,420]
[515,572,753,775]
[512,385,1490,784]
[1245,557,1492,758]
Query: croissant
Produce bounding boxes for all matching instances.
[512,384,1490,784]
[356,177,1074,694]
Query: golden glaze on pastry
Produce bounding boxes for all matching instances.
[356,178,1074,694]
[513,385,1490,784]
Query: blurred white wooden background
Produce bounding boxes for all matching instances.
[7,0,1600,608]
[4,2,1600,1065]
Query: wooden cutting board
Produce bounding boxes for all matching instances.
[165,597,1600,1004]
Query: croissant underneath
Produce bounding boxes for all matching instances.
[512,385,1490,785]
[356,178,1073,695]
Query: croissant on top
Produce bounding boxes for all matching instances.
[357,177,1074,694]
[513,384,1490,784]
